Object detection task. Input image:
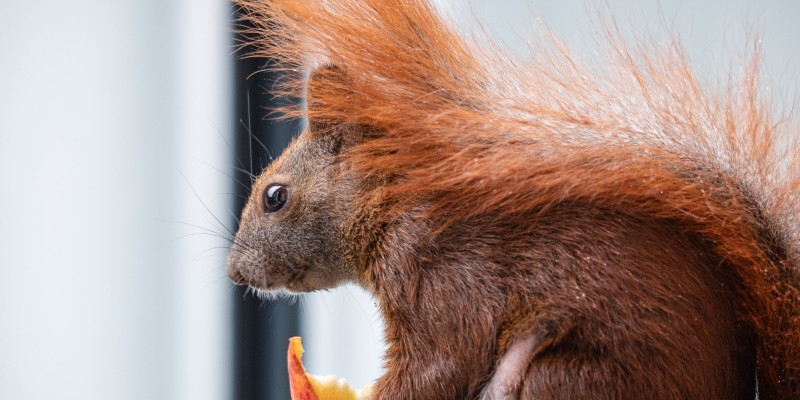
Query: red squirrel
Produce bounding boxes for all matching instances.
[226,0,800,398]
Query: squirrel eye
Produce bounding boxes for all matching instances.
[263,184,289,214]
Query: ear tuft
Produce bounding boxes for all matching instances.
[307,64,353,132]
[306,65,369,153]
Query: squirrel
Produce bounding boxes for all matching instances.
[226,0,800,398]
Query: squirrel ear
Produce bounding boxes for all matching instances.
[307,64,349,133]
[306,65,369,153]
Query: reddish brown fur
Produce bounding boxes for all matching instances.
[229,0,800,398]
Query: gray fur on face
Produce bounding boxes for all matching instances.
[227,130,358,294]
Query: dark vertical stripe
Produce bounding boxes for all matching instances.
[231,12,303,400]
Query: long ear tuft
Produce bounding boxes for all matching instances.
[304,64,380,155]
[234,0,489,132]
[305,64,354,131]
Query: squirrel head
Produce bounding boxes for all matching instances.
[227,66,366,294]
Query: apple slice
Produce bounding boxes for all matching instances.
[288,337,373,400]
[288,336,319,400]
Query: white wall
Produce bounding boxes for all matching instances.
[302,285,387,390]
[437,0,800,89]
[0,1,232,399]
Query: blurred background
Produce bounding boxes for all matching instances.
[0,1,797,399]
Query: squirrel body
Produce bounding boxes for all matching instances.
[227,0,800,398]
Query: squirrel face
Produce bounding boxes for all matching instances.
[226,126,358,294]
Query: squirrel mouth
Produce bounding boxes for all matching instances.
[228,269,249,286]
[228,254,311,292]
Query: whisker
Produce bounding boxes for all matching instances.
[157,232,234,252]
[180,172,238,238]
[233,166,259,181]
[189,247,238,263]
[249,130,273,162]
[244,87,274,163]
[157,218,234,240]
[193,157,253,192]
[209,120,248,172]
[247,88,254,179]
[229,209,242,226]
[344,284,378,328]
[229,235,259,255]
[205,273,233,289]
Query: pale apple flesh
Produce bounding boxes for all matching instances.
[288,337,373,400]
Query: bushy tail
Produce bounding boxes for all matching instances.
[235,0,800,396]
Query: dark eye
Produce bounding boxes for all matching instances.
[263,184,289,214]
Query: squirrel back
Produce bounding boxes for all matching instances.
[231,0,800,398]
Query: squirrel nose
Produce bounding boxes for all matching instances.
[228,268,249,286]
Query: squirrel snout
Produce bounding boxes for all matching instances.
[226,244,252,286]
[227,265,249,286]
